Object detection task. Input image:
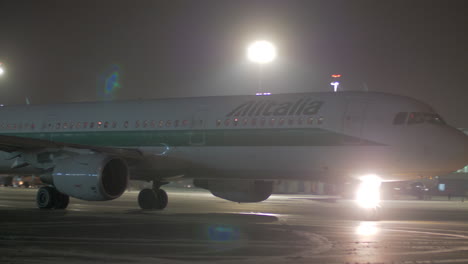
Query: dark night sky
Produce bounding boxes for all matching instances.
[0,0,467,127]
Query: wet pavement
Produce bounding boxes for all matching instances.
[1,187,468,264]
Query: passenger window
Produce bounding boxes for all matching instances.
[269,118,275,126]
[307,117,314,125]
[143,120,149,128]
[135,121,140,128]
[112,121,117,128]
[279,118,285,126]
[216,120,221,127]
[90,122,94,129]
[318,116,324,125]
[393,112,408,125]
[233,118,239,126]
[151,120,156,128]
[97,121,102,128]
[124,121,128,128]
[104,121,109,128]
[158,120,164,128]
[224,119,230,126]
[166,120,172,127]
[251,118,257,126]
[63,123,68,129]
[288,118,294,126]
[174,120,179,127]
[243,119,248,126]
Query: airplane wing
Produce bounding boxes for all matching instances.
[0,134,190,180]
[0,134,143,159]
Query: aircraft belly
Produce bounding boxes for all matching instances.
[154,146,395,181]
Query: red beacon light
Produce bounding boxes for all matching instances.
[331,74,341,78]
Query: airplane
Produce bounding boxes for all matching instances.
[0,91,466,210]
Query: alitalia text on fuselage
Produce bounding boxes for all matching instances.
[226,97,324,117]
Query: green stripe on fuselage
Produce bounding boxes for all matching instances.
[3,128,385,147]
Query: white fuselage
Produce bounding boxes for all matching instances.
[0,92,466,182]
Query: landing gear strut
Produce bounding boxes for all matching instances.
[138,181,168,210]
[36,186,70,209]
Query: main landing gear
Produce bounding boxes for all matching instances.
[36,186,70,209]
[138,182,168,210]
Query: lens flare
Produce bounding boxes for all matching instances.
[356,222,379,236]
[355,174,382,209]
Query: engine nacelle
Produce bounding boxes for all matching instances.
[194,179,273,203]
[47,154,128,201]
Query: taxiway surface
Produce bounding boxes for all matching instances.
[1,187,468,264]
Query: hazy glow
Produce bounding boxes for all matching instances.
[355,174,382,209]
[247,40,277,64]
[0,67,4,76]
[356,222,379,236]
[330,81,340,92]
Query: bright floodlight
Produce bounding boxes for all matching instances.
[355,174,382,209]
[247,40,277,64]
[0,67,4,76]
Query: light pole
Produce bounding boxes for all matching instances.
[246,40,276,95]
[330,74,341,92]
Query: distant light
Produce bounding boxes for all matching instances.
[0,67,4,76]
[256,92,272,96]
[331,74,341,78]
[330,81,340,92]
[247,41,277,64]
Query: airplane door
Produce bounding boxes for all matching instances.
[190,109,207,145]
[342,101,367,144]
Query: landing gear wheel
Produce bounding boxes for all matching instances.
[138,189,158,209]
[138,189,169,210]
[54,192,70,209]
[156,189,168,210]
[36,187,70,209]
[37,186,56,209]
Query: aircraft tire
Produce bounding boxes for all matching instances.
[54,192,70,209]
[156,189,168,210]
[138,189,158,209]
[36,186,56,209]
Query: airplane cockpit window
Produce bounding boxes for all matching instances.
[408,113,425,125]
[393,112,408,125]
[407,112,446,126]
[424,113,446,125]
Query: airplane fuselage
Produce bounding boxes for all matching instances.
[0,92,466,184]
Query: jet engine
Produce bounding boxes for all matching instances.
[194,179,273,203]
[41,154,128,201]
